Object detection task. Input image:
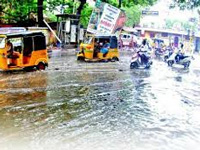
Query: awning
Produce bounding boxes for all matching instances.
[122,26,138,33]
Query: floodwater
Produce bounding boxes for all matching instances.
[0,50,200,150]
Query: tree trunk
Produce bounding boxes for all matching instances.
[77,0,86,15]
[118,0,122,8]
[38,0,44,27]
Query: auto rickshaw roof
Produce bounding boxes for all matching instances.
[1,31,44,38]
[94,34,117,39]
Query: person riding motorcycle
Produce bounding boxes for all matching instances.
[130,39,152,69]
[138,39,150,64]
[175,43,186,62]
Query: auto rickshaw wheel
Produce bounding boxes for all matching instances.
[24,66,35,71]
[111,57,119,62]
[184,61,190,69]
[37,62,46,70]
[77,56,85,61]
[167,60,174,67]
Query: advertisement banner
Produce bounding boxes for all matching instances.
[87,2,126,35]
[0,27,26,34]
[113,11,126,35]
[79,28,84,40]
[97,3,120,34]
[142,10,159,16]
[70,25,76,42]
[65,20,70,33]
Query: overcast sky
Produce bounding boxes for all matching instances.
[150,0,198,21]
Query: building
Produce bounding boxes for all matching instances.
[135,27,200,52]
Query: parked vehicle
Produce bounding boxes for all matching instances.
[155,48,165,58]
[0,31,48,71]
[130,47,153,69]
[167,52,191,69]
[77,34,119,62]
[163,47,173,62]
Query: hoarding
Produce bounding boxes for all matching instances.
[142,11,159,16]
[0,27,26,34]
[70,25,76,42]
[87,2,126,34]
[97,4,120,33]
[79,28,84,40]
[65,20,70,33]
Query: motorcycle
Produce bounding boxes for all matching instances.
[163,48,173,62]
[130,48,153,69]
[155,48,165,58]
[167,52,191,69]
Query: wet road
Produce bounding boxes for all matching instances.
[0,50,200,150]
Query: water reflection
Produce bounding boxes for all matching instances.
[0,72,48,108]
[0,53,200,150]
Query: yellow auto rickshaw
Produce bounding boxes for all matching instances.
[0,31,48,71]
[77,34,119,62]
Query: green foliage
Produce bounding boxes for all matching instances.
[0,0,37,23]
[165,19,198,32]
[171,0,200,10]
[122,0,157,7]
[0,0,158,27]
[64,0,80,14]
[107,0,118,7]
[0,0,65,23]
[44,11,57,22]
[80,3,93,28]
[122,5,142,27]
[120,0,157,27]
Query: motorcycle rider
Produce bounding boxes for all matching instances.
[175,42,185,62]
[138,39,150,64]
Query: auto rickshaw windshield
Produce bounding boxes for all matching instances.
[0,37,6,49]
[84,37,93,44]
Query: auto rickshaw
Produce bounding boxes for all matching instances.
[0,31,48,71]
[77,34,119,62]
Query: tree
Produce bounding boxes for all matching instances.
[0,0,65,25]
[77,0,86,15]
[171,0,200,10]
[80,3,93,28]
[0,0,37,24]
[121,0,157,27]
[122,5,141,27]
[0,0,158,28]
[38,0,44,27]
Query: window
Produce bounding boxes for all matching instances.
[122,35,127,38]
[110,37,117,49]
[162,33,168,37]
[84,37,92,44]
[0,37,5,49]
[33,35,46,51]
[185,35,190,40]
[24,36,33,56]
[150,32,155,38]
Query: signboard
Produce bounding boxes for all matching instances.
[70,25,76,42]
[189,18,196,22]
[65,20,70,33]
[97,4,120,33]
[79,28,84,40]
[142,11,159,16]
[87,2,126,34]
[0,27,26,34]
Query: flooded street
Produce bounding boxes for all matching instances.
[0,50,200,150]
